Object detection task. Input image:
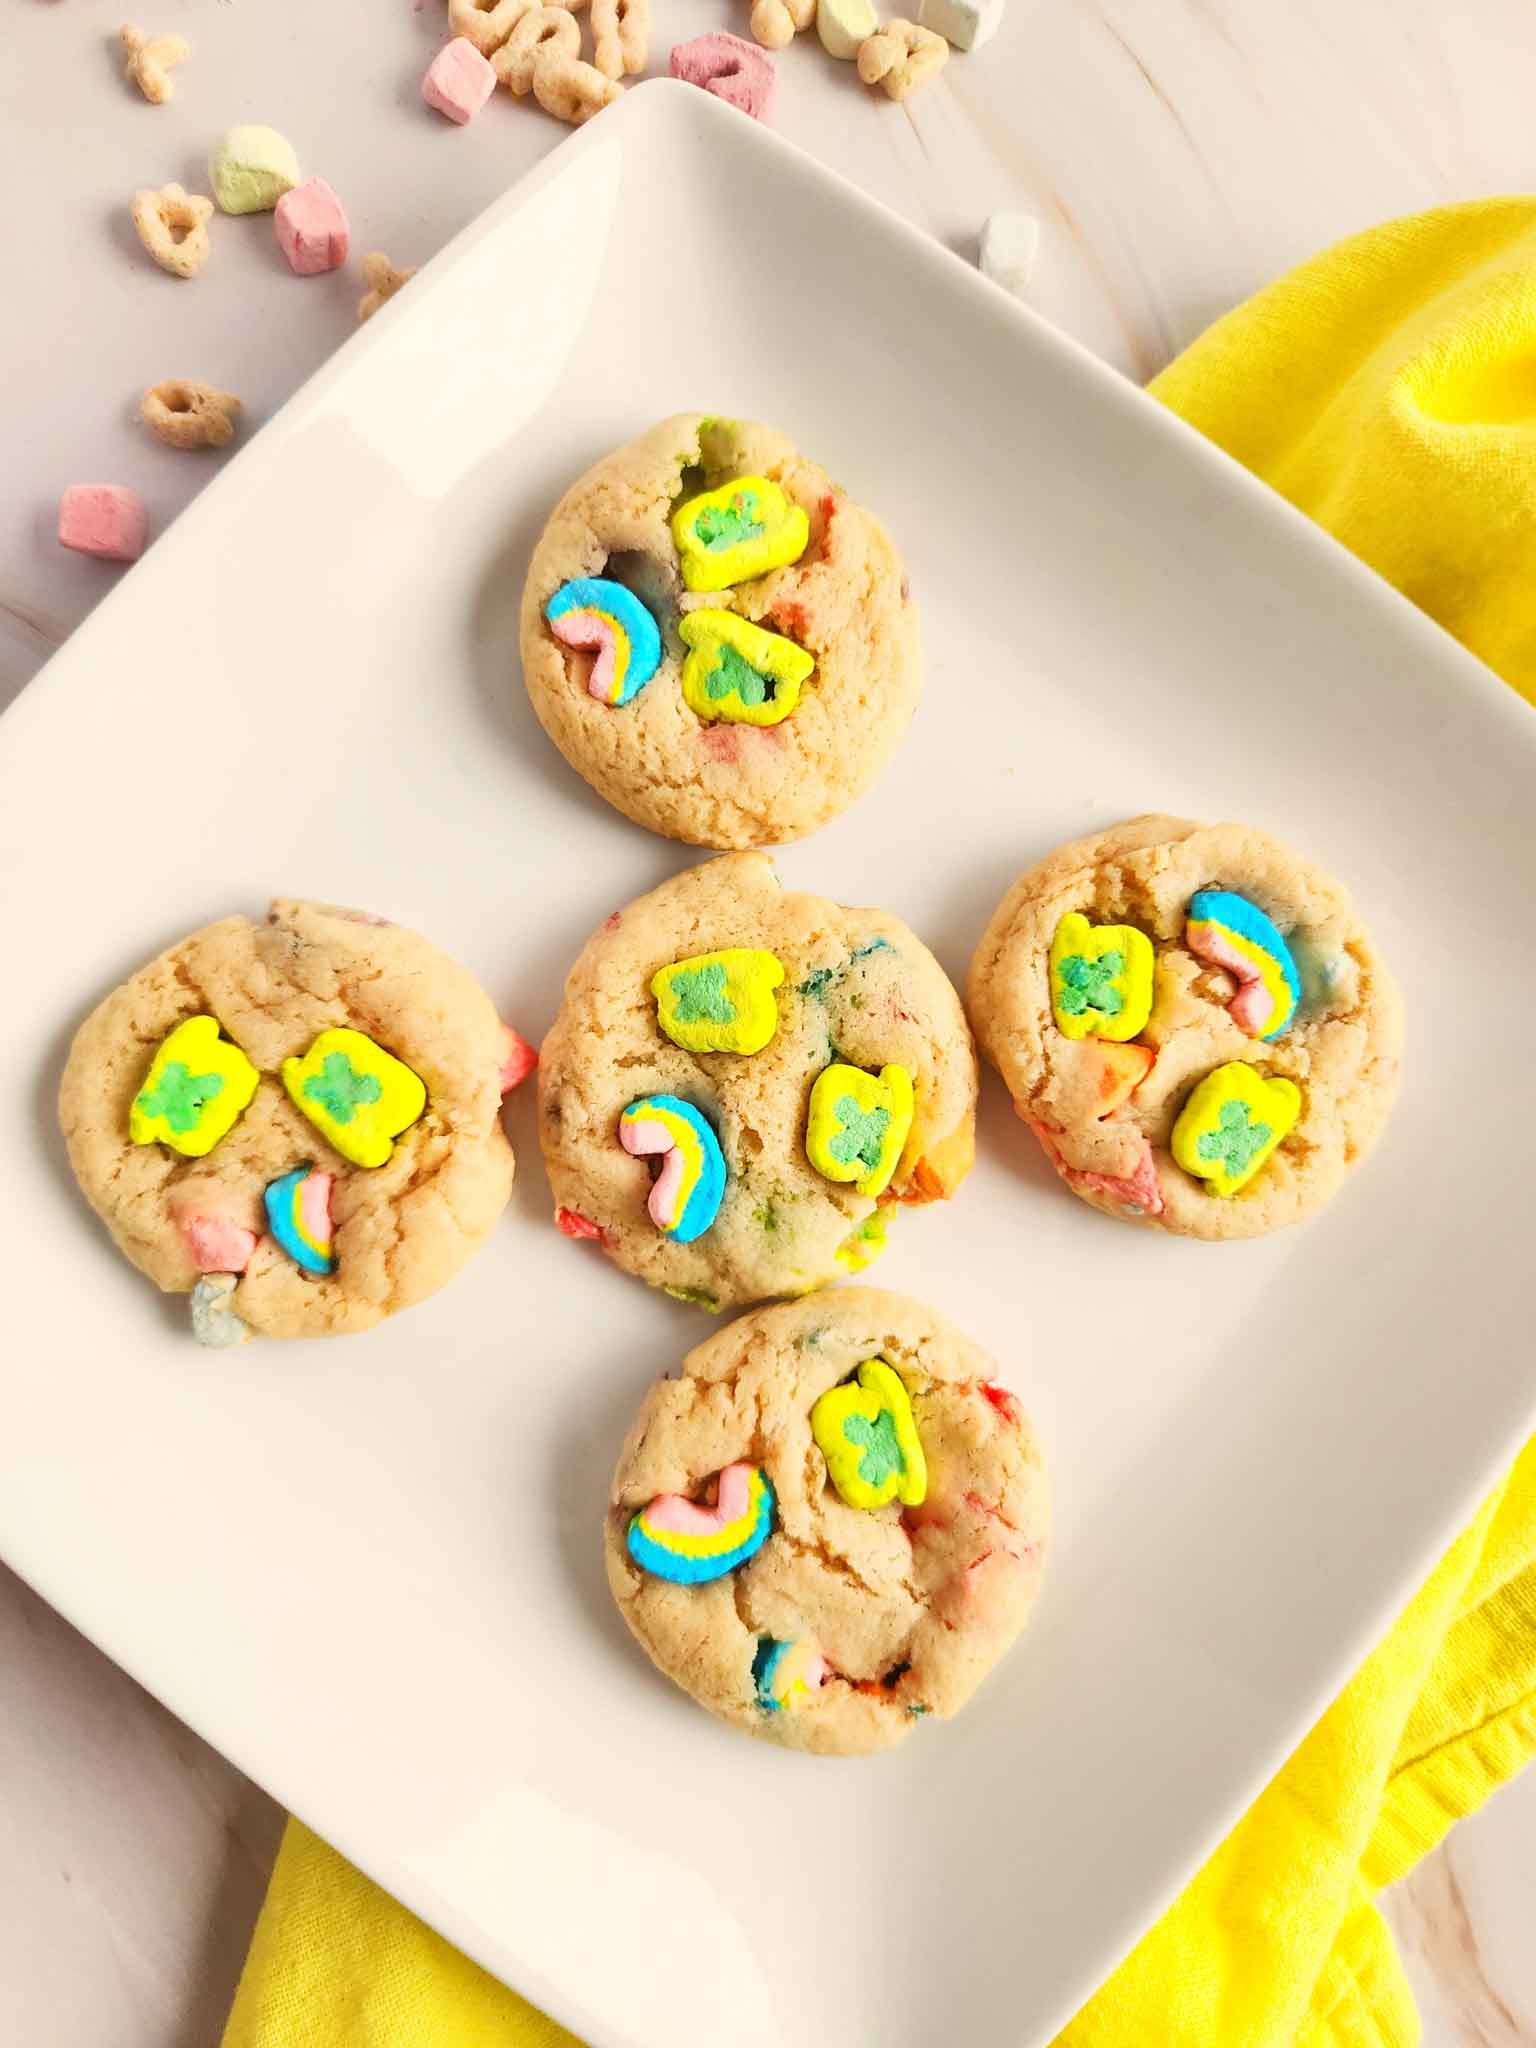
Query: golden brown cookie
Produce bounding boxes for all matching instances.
[538,853,976,1309]
[605,1289,1049,1755]
[967,815,1403,1238]
[58,900,520,1341]
[519,414,920,847]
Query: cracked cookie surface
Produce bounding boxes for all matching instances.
[967,815,1404,1238]
[538,853,977,1308]
[519,413,921,847]
[605,1288,1049,1755]
[58,900,515,1339]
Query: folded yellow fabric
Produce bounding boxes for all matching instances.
[223,199,1536,2048]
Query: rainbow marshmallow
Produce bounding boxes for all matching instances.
[546,577,662,707]
[627,1462,775,1584]
[1185,889,1301,1040]
[752,1636,827,1711]
[263,1164,335,1275]
[619,1095,726,1243]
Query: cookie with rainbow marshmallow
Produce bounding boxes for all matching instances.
[967,815,1403,1239]
[58,900,534,1342]
[519,413,920,847]
[605,1288,1049,1756]
[538,852,977,1309]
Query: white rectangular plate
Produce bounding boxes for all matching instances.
[4,83,1535,2048]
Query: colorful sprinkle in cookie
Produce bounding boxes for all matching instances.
[539,853,977,1307]
[58,901,516,1340]
[606,1289,1049,1755]
[968,815,1403,1239]
[520,414,920,846]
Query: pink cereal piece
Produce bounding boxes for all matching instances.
[555,1206,606,1244]
[669,33,775,121]
[58,485,146,563]
[498,1024,538,1095]
[422,36,497,123]
[273,177,350,276]
[1029,1119,1166,1219]
[169,1180,260,1274]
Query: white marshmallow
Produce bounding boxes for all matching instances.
[818,0,878,58]
[979,212,1039,300]
[919,0,1004,52]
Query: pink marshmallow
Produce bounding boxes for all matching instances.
[58,485,146,563]
[669,33,775,122]
[273,177,350,276]
[170,1180,260,1274]
[423,36,497,123]
[497,1024,538,1095]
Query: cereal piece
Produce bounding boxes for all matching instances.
[917,0,1003,50]
[816,0,877,58]
[357,252,415,324]
[130,182,213,279]
[545,577,661,706]
[422,35,498,121]
[805,1062,914,1199]
[189,1273,251,1349]
[447,0,536,52]
[671,475,810,593]
[208,124,300,215]
[626,1462,775,1583]
[752,1637,827,1712]
[273,177,350,276]
[619,1095,727,1242]
[856,18,948,97]
[554,1205,606,1242]
[979,211,1039,300]
[492,7,580,93]
[1077,1040,1157,1119]
[668,32,776,119]
[652,949,785,1056]
[282,1028,426,1170]
[530,50,622,124]
[58,485,147,563]
[263,1165,336,1275]
[835,1202,893,1274]
[1049,912,1154,1042]
[498,1025,539,1094]
[748,0,815,51]
[678,611,812,726]
[140,379,241,451]
[168,1179,260,1274]
[1185,888,1301,1040]
[811,1356,927,1511]
[590,0,648,78]
[119,23,189,103]
[1171,1062,1302,1199]
[1030,1118,1164,1219]
[130,1016,261,1157]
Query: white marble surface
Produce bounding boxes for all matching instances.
[4,1,1536,2041]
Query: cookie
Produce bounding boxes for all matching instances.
[967,815,1403,1238]
[538,853,976,1308]
[58,900,518,1342]
[605,1288,1049,1755]
[519,414,920,848]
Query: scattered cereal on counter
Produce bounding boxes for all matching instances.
[130,182,213,279]
[422,36,498,123]
[979,212,1039,300]
[209,123,301,215]
[274,176,350,275]
[856,18,948,97]
[140,378,242,451]
[119,22,189,103]
[58,484,146,563]
[917,0,1003,51]
[816,0,877,59]
[670,31,776,119]
[357,252,416,324]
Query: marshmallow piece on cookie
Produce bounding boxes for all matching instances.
[209,124,300,214]
[979,212,1039,300]
[58,485,146,563]
[817,0,877,59]
[274,177,350,274]
[918,0,1004,49]
[423,36,497,122]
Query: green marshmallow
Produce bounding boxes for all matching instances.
[209,124,301,215]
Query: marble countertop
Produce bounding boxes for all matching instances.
[5,1,1536,2041]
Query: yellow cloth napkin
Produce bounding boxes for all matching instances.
[222,198,1536,2048]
